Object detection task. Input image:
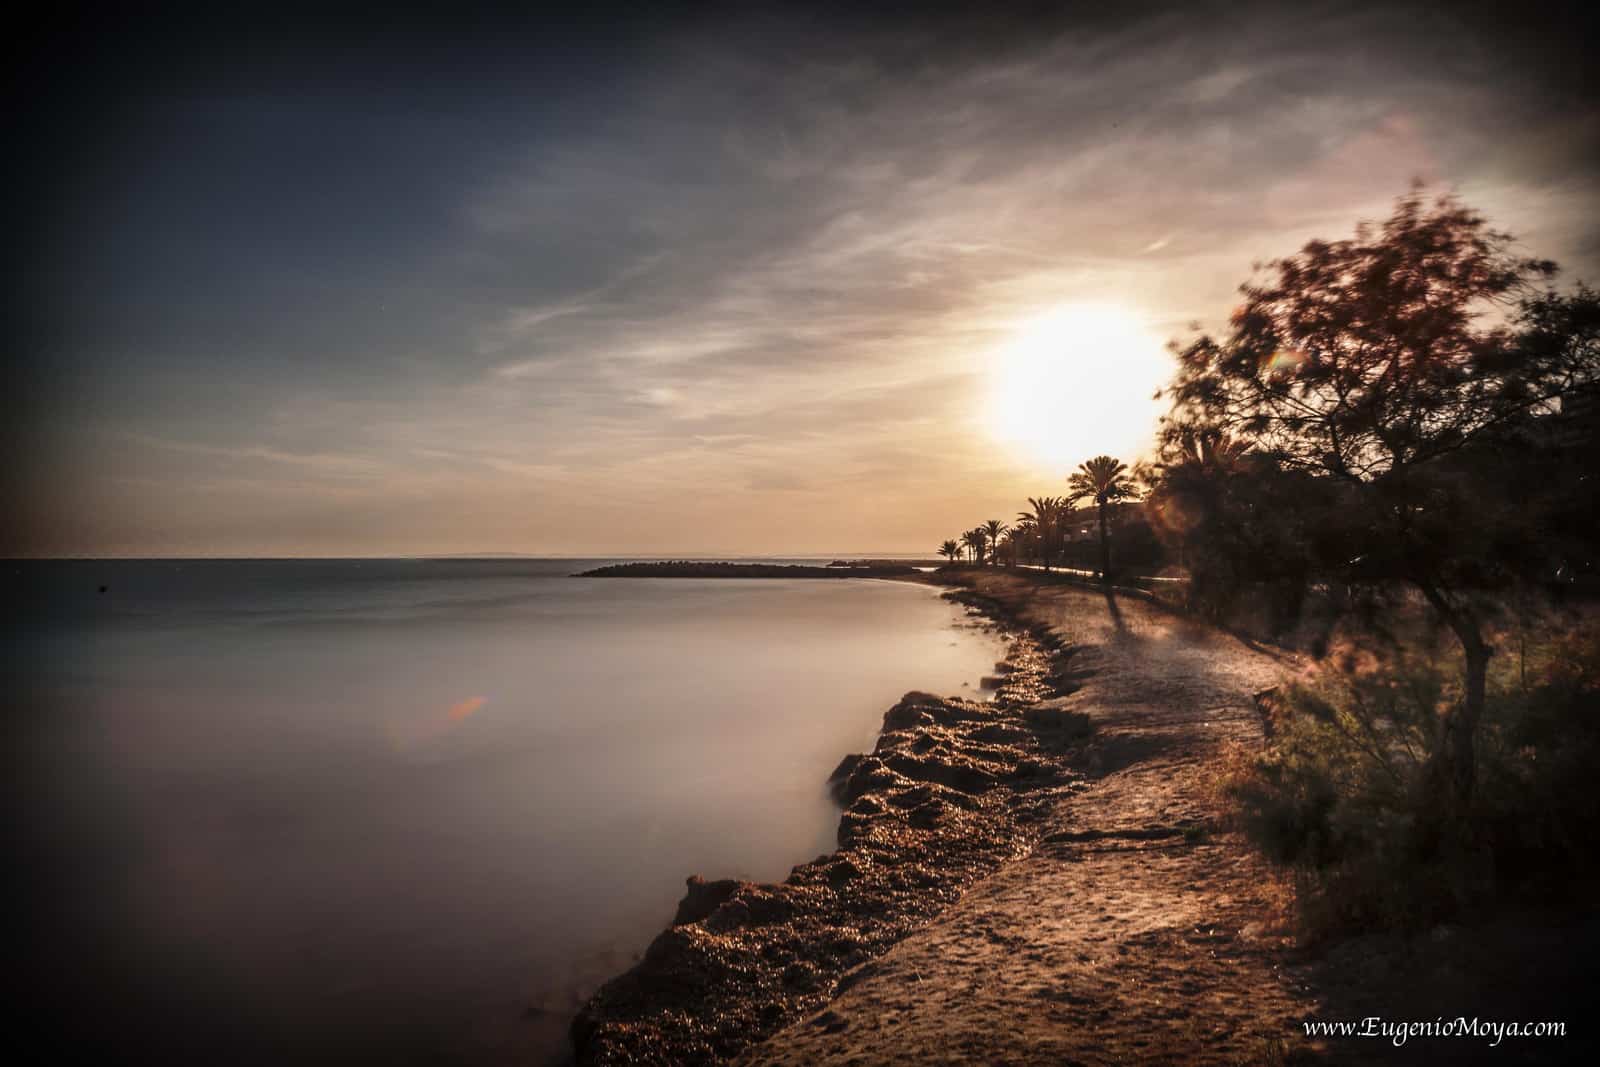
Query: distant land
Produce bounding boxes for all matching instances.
[421,553,937,561]
[576,561,925,579]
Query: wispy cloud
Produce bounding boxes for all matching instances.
[15,3,1599,555]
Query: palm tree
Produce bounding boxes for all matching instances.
[1017,495,1070,570]
[996,528,1022,568]
[961,527,987,565]
[1173,425,1251,472]
[1143,425,1252,573]
[981,520,1009,566]
[1068,455,1136,583]
[938,539,961,565]
[1010,516,1038,564]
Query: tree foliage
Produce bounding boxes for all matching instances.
[1169,190,1573,480]
[1160,189,1600,811]
[1014,495,1072,569]
[1067,455,1136,581]
[981,519,1009,566]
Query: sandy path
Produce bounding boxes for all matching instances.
[741,573,1315,1065]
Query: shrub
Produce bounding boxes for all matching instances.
[1224,617,1600,938]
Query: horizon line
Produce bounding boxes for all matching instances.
[2,551,947,563]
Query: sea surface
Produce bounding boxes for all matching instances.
[6,558,1007,1064]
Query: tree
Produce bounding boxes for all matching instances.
[1142,424,1329,629]
[981,520,1009,566]
[1140,427,1248,584]
[938,539,961,565]
[961,528,987,564]
[1068,456,1136,582]
[1139,426,1251,574]
[996,529,1020,567]
[1165,188,1599,813]
[1010,516,1039,564]
[1168,424,1251,473]
[1017,495,1070,570]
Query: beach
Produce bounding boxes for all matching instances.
[736,573,1304,1065]
[578,570,1600,1065]
[572,569,1311,1063]
[21,7,1600,1063]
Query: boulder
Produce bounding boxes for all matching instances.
[883,752,999,795]
[826,753,865,801]
[839,757,904,803]
[883,692,943,730]
[672,876,742,926]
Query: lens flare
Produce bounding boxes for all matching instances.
[448,695,487,721]
[1261,347,1306,377]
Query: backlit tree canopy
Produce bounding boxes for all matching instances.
[1162,189,1600,810]
[1167,190,1594,481]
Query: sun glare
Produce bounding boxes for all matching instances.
[984,303,1172,470]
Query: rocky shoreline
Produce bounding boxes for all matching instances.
[565,571,1600,1064]
[570,585,1095,1065]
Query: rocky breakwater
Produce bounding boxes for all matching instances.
[570,597,1095,1065]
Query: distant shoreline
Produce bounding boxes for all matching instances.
[575,561,928,579]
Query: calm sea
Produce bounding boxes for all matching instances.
[6,558,1005,1064]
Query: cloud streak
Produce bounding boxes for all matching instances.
[11,2,1599,555]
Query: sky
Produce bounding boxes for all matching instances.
[8,2,1598,557]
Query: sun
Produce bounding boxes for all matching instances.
[983,303,1171,470]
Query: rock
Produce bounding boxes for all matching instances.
[928,701,988,726]
[573,615,1069,1066]
[883,751,999,795]
[1023,705,1094,737]
[974,722,1031,744]
[840,757,903,802]
[886,782,981,812]
[1011,757,1056,780]
[887,783,936,809]
[848,794,886,816]
[826,753,865,800]
[782,960,820,991]
[672,876,742,926]
[703,898,753,933]
[640,925,714,976]
[908,799,946,827]
[883,692,943,730]
[826,858,863,885]
[738,884,801,924]
[836,816,868,848]
[874,729,919,754]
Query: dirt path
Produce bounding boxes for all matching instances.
[741,573,1315,1065]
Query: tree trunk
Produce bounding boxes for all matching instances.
[1096,502,1111,584]
[1415,580,1492,814]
